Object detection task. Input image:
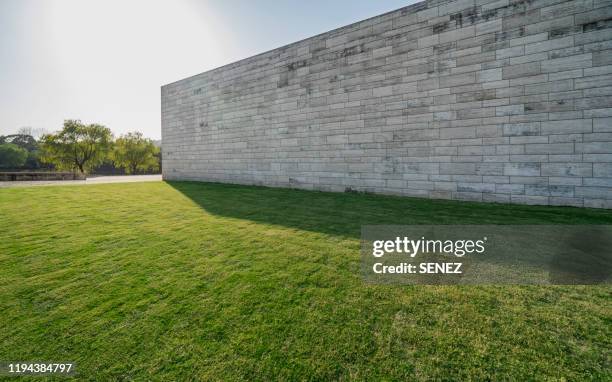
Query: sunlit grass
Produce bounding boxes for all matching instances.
[0,181,610,380]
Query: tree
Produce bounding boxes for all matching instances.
[0,133,43,169]
[0,143,28,168]
[40,120,113,173]
[0,133,38,152]
[112,132,160,174]
[25,150,43,169]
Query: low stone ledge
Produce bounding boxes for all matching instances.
[0,172,86,181]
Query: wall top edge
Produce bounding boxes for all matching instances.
[160,0,437,89]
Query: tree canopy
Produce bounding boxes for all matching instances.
[0,134,38,152]
[40,120,113,173]
[112,132,160,174]
[0,133,42,169]
[0,143,29,168]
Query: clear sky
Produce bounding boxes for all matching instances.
[0,0,418,139]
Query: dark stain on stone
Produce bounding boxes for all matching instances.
[464,7,479,25]
[495,31,510,42]
[478,90,496,101]
[434,42,454,55]
[482,0,534,21]
[482,9,498,21]
[434,60,451,73]
[329,74,342,83]
[340,44,365,58]
[550,27,572,38]
[278,73,289,88]
[287,60,308,71]
[496,27,527,43]
[385,33,404,47]
[484,41,509,52]
[451,12,463,27]
[449,5,480,24]
[582,18,612,32]
[433,22,449,34]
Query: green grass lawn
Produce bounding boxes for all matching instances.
[1,181,611,380]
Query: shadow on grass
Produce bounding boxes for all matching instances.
[166,181,612,284]
[166,181,612,240]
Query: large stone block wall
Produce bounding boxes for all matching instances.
[162,0,612,208]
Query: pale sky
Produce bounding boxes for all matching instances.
[0,0,417,140]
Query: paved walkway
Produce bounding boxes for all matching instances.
[0,175,162,188]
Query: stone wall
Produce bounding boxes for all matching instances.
[161,0,612,208]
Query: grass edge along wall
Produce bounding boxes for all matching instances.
[161,0,612,209]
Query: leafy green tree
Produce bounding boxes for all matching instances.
[40,120,113,173]
[112,132,160,174]
[0,133,38,152]
[1,133,43,169]
[0,143,28,168]
[25,150,42,169]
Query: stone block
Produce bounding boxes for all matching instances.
[541,54,592,73]
[541,163,593,177]
[502,62,541,79]
[541,119,593,134]
[575,7,612,26]
[593,50,612,66]
[439,72,476,88]
[594,118,612,132]
[503,163,540,176]
[594,163,612,177]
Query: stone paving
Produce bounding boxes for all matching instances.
[0,175,162,188]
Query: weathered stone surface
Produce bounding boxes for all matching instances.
[162,0,612,209]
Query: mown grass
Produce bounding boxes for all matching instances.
[0,181,610,381]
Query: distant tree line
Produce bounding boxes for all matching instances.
[0,120,161,174]
[0,131,49,170]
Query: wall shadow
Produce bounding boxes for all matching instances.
[166,181,612,240]
[166,181,612,284]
